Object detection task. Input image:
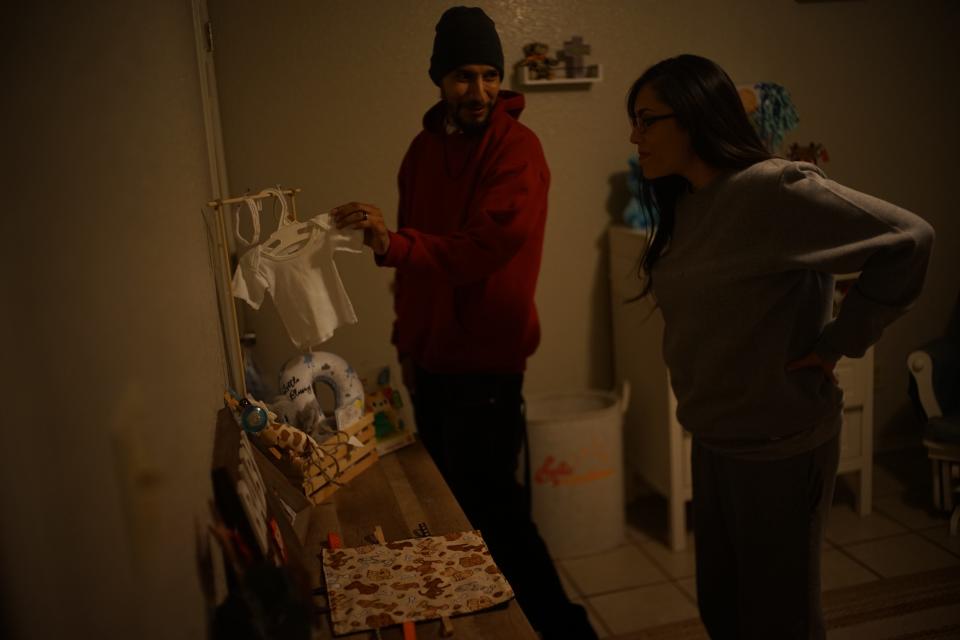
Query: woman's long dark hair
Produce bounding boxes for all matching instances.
[627,54,772,298]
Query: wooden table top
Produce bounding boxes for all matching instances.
[295,441,538,640]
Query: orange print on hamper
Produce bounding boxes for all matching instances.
[534,455,614,487]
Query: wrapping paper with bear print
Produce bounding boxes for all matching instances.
[322,530,514,634]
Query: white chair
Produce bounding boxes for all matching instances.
[907,337,960,535]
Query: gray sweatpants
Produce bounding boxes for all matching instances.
[692,433,840,639]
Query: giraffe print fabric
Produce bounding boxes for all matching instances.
[321,530,514,634]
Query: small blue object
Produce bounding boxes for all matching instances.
[622,156,659,230]
[241,405,269,433]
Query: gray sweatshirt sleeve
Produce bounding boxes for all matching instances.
[776,162,935,361]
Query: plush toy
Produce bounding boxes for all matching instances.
[365,388,401,439]
[364,380,408,438]
[749,82,800,152]
[517,42,558,80]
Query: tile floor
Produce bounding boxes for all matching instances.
[550,445,960,638]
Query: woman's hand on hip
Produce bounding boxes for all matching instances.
[786,351,838,385]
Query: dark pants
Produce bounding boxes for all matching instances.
[692,434,840,640]
[412,367,596,640]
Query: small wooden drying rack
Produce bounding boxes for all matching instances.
[205,187,302,396]
[207,187,303,215]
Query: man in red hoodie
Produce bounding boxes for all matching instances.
[332,7,595,639]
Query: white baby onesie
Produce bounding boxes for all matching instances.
[232,210,362,349]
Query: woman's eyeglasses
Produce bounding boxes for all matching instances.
[632,113,676,133]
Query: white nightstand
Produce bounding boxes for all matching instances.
[833,274,875,517]
[608,225,874,551]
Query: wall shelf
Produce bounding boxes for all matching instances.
[520,64,603,86]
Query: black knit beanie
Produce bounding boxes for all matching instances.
[428,6,504,86]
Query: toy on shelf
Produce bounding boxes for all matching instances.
[517,36,602,85]
[516,42,559,80]
[738,82,800,152]
[558,36,596,79]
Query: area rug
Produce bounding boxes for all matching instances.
[619,566,960,639]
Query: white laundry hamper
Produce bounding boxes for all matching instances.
[524,382,629,559]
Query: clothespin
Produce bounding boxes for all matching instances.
[327,531,342,550]
[269,518,286,563]
[440,616,454,637]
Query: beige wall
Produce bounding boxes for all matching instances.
[2,2,223,638]
[211,0,958,447]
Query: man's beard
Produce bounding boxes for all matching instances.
[450,98,495,131]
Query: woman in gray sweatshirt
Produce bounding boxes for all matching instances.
[626,54,934,639]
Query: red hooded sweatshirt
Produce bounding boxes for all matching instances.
[376,90,549,373]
